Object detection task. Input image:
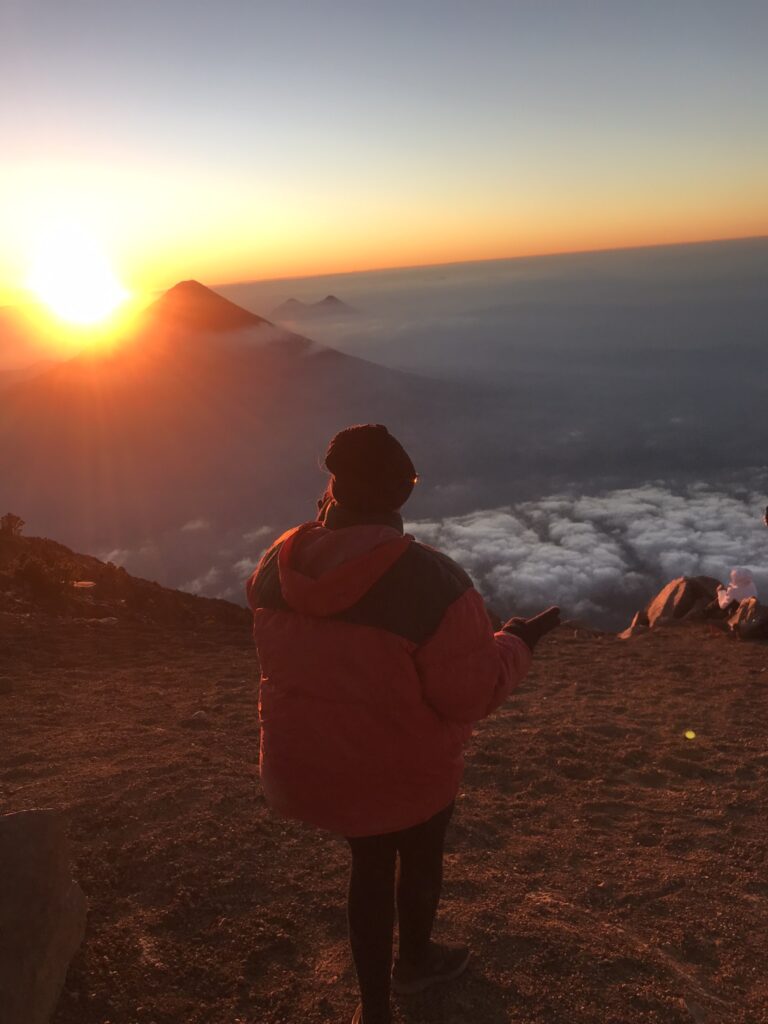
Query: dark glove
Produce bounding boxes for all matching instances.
[502,606,561,651]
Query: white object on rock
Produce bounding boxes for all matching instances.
[717,567,758,609]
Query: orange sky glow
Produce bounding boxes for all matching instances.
[4,164,766,314]
[3,3,767,311]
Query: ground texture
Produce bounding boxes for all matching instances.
[2,613,767,1024]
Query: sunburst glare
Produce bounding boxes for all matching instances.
[26,219,129,326]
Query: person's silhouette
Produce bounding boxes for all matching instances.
[246,424,560,1024]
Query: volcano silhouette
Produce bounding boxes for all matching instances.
[0,282,474,562]
[147,280,272,332]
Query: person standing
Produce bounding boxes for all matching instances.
[247,424,559,1024]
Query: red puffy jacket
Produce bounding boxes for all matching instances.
[247,520,531,837]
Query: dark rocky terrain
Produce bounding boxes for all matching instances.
[0,528,249,629]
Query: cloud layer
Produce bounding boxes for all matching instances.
[407,481,768,627]
[104,478,767,631]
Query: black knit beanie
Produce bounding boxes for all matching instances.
[324,424,416,513]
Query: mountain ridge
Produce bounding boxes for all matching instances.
[272,294,356,320]
[0,281,486,579]
[146,280,274,333]
[0,524,248,628]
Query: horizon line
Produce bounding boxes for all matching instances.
[3,231,766,310]
[211,232,768,292]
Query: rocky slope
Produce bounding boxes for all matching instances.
[0,529,248,629]
[2,536,766,1023]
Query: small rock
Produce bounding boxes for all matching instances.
[181,710,210,729]
[683,997,711,1023]
[618,623,648,640]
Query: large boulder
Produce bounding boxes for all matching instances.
[619,576,722,638]
[0,810,87,1024]
[644,576,721,628]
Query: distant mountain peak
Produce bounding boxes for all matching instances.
[150,281,271,332]
[165,279,213,298]
[272,294,357,320]
[170,279,205,290]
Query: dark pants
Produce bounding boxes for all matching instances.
[345,802,455,1023]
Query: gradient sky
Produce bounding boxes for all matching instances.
[2,0,767,303]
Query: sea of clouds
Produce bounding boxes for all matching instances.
[106,476,767,632]
[225,237,768,385]
[406,480,768,627]
[96,240,768,627]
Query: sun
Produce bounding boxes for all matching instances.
[26,220,129,326]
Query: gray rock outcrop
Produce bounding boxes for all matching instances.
[0,809,87,1024]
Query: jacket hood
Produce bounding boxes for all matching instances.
[278,521,412,617]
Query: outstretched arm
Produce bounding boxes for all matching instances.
[501,606,561,650]
[415,590,558,724]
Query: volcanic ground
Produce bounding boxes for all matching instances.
[2,608,767,1024]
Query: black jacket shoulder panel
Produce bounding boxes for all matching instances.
[414,543,474,594]
[249,537,473,645]
[334,541,473,644]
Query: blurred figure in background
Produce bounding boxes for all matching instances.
[717,567,758,613]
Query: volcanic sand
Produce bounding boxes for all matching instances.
[2,613,766,1024]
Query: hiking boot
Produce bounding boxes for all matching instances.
[391,941,471,994]
[351,1005,391,1024]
